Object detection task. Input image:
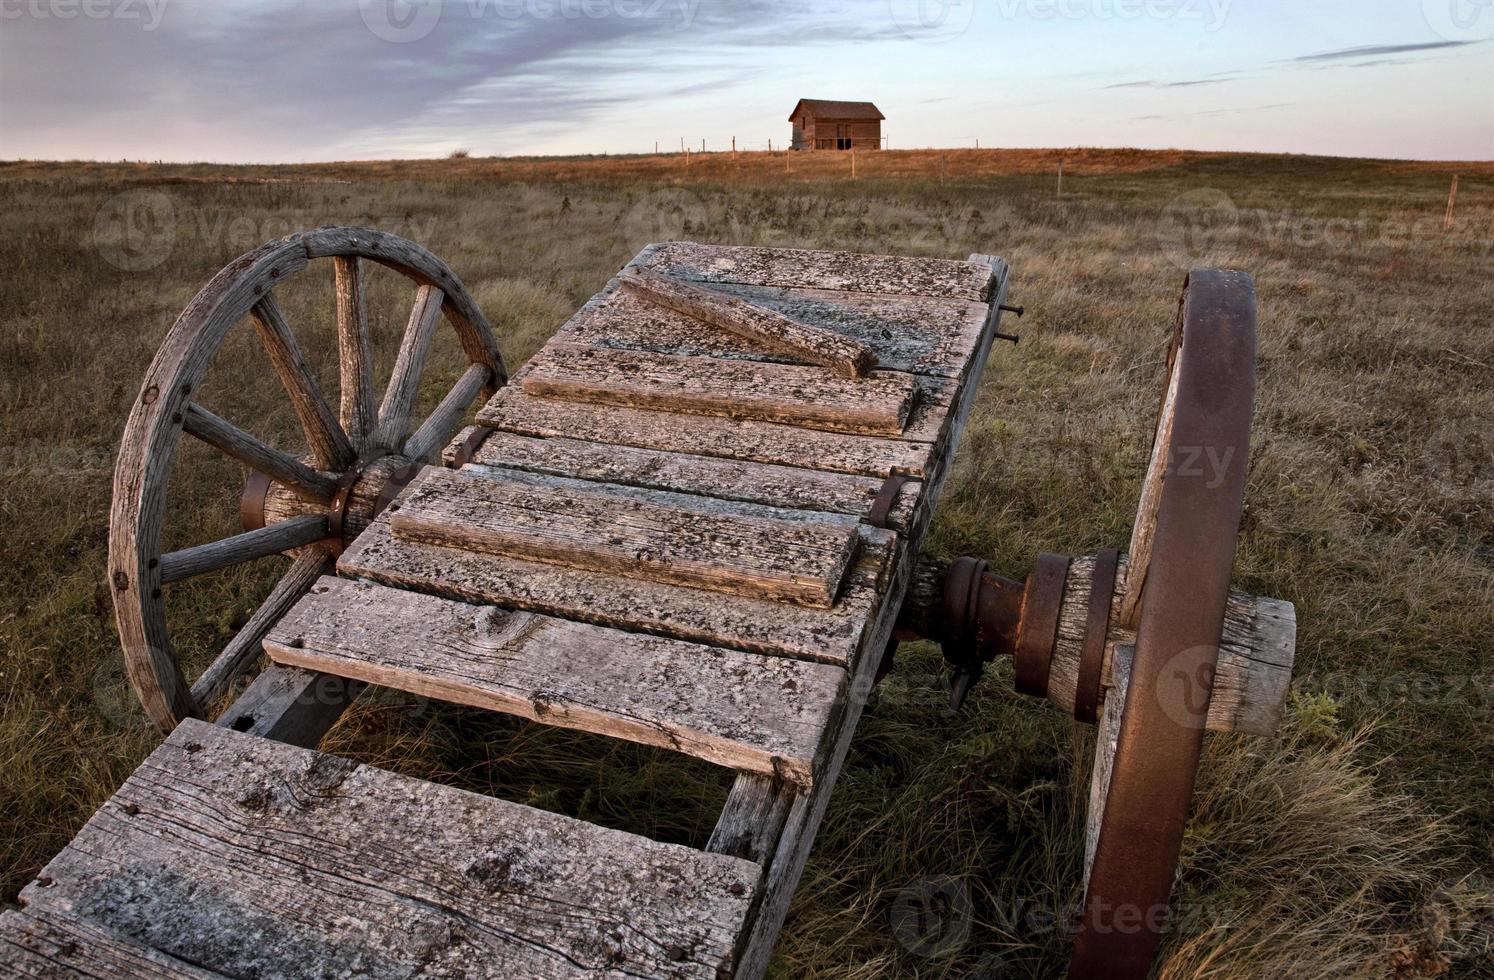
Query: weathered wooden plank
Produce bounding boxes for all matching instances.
[1048,554,1296,735]
[389,467,860,609]
[559,282,989,378]
[267,577,845,786]
[445,428,921,531]
[22,721,760,980]
[0,909,225,979]
[707,775,797,865]
[339,519,891,666]
[635,242,995,302]
[477,388,935,478]
[522,345,919,437]
[214,664,364,748]
[618,269,877,378]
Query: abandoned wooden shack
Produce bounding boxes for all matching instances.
[789,99,884,151]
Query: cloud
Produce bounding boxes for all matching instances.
[1284,40,1481,64]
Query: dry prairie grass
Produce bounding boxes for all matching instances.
[0,149,1490,978]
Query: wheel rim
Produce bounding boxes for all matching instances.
[108,227,504,732]
[1070,269,1257,975]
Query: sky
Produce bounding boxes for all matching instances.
[1,0,1491,162]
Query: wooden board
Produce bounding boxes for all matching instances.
[522,344,919,437]
[267,577,845,786]
[445,428,921,531]
[20,720,760,980]
[478,388,935,478]
[389,466,860,608]
[634,242,996,302]
[339,519,891,667]
[556,282,989,379]
[618,269,877,378]
[0,909,225,979]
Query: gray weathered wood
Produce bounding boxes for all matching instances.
[390,467,859,609]
[522,345,917,437]
[182,403,338,503]
[1085,644,1132,886]
[1120,340,1182,627]
[22,720,760,980]
[445,427,920,531]
[189,549,334,711]
[375,284,444,452]
[1047,554,1296,735]
[707,775,797,865]
[618,268,877,378]
[478,388,936,478]
[158,515,327,585]
[635,242,996,302]
[0,908,224,979]
[339,519,890,666]
[402,362,490,464]
[268,577,845,786]
[557,281,990,379]
[249,294,355,471]
[333,255,377,452]
[214,664,363,748]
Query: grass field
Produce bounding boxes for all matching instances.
[1,148,1491,978]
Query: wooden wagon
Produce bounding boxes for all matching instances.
[2,230,1295,978]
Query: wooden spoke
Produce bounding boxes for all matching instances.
[189,548,333,710]
[402,362,489,463]
[182,404,338,503]
[159,515,326,585]
[376,284,444,452]
[1118,334,1183,627]
[250,294,355,471]
[333,256,376,452]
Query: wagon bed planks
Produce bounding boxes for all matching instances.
[19,721,762,980]
[559,282,990,379]
[340,518,892,666]
[389,466,860,608]
[0,908,224,979]
[266,576,845,786]
[444,427,922,531]
[521,344,919,436]
[635,242,996,301]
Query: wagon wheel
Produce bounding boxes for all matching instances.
[109,227,505,733]
[1068,269,1256,975]
[886,268,1264,977]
